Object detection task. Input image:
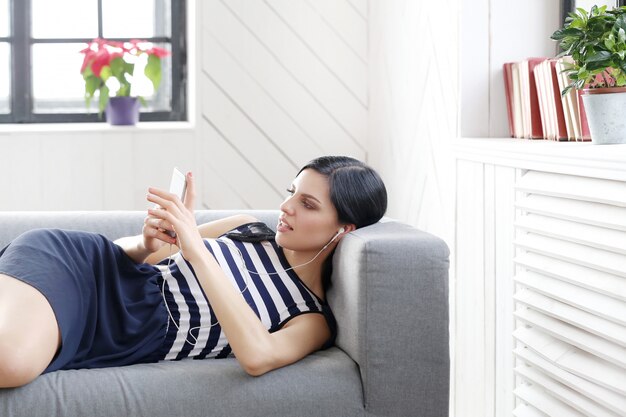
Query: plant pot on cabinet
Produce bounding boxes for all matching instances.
[580,87,626,145]
[105,97,140,126]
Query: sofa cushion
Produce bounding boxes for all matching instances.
[0,348,364,417]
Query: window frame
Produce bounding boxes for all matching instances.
[561,0,626,25]
[0,0,187,124]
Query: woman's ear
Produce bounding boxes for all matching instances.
[341,224,356,234]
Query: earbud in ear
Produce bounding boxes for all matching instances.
[338,227,345,234]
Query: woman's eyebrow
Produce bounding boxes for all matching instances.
[301,193,321,204]
[292,186,322,204]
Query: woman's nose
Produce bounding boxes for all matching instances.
[280,197,295,215]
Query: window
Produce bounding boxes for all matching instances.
[562,1,626,25]
[0,0,186,123]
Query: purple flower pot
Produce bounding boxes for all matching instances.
[105,97,140,126]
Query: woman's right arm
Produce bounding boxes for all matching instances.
[115,214,258,265]
[115,171,258,264]
[142,214,258,264]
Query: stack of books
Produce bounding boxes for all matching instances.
[503,57,590,141]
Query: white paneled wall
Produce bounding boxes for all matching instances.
[0,0,371,212]
[367,0,458,242]
[198,0,367,210]
[461,0,561,138]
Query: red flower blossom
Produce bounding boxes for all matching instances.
[89,48,111,77]
[146,46,170,58]
[80,47,95,73]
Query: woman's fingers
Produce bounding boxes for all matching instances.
[147,188,185,215]
[144,216,170,231]
[183,172,196,211]
[143,214,176,237]
[143,223,177,245]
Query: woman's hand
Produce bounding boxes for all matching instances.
[144,172,206,262]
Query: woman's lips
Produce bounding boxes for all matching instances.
[277,219,293,232]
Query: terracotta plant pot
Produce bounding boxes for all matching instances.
[105,97,140,126]
[581,86,626,145]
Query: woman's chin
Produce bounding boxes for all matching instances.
[275,233,287,248]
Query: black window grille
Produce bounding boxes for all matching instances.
[0,0,186,123]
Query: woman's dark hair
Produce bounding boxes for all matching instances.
[297,156,388,294]
[297,155,387,229]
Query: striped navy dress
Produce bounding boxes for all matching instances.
[154,231,337,361]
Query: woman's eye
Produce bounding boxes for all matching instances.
[302,200,314,209]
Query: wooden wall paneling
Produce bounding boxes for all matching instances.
[198,149,252,210]
[346,0,367,20]
[223,0,368,146]
[201,29,322,167]
[266,0,368,104]
[201,0,365,158]
[367,0,458,251]
[201,118,282,209]
[129,131,196,210]
[455,159,486,417]
[196,120,252,209]
[200,75,298,194]
[304,0,367,62]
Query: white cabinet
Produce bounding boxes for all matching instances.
[453,138,626,417]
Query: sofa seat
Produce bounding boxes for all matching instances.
[1,348,363,417]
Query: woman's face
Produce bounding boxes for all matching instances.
[276,169,342,252]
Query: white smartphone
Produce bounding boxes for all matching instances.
[169,167,188,204]
[160,167,187,238]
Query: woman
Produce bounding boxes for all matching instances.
[0,156,387,388]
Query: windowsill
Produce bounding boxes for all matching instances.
[0,121,194,134]
[452,137,626,181]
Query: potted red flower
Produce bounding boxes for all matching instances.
[79,39,169,125]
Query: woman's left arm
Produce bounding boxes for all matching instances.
[185,253,331,376]
[146,179,330,376]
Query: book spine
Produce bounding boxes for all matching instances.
[503,63,515,138]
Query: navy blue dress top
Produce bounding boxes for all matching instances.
[0,224,337,373]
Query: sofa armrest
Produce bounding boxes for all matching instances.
[329,221,450,417]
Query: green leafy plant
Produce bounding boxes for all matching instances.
[551,5,626,96]
[80,39,169,115]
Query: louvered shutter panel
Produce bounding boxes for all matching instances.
[513,171,626,417]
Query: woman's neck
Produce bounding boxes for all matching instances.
[282,248,326,299]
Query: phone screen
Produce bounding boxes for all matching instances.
[169,167,187,202]
[159,168,187,238]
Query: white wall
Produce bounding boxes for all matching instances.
[197,0,368,210]
[0,125,198,210]
[461,0,561,138]
[367,0,459,245]
[0,0,369,212]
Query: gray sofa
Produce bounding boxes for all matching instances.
[0,210,450,417]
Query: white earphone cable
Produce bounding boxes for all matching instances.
[159,228,342,347]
